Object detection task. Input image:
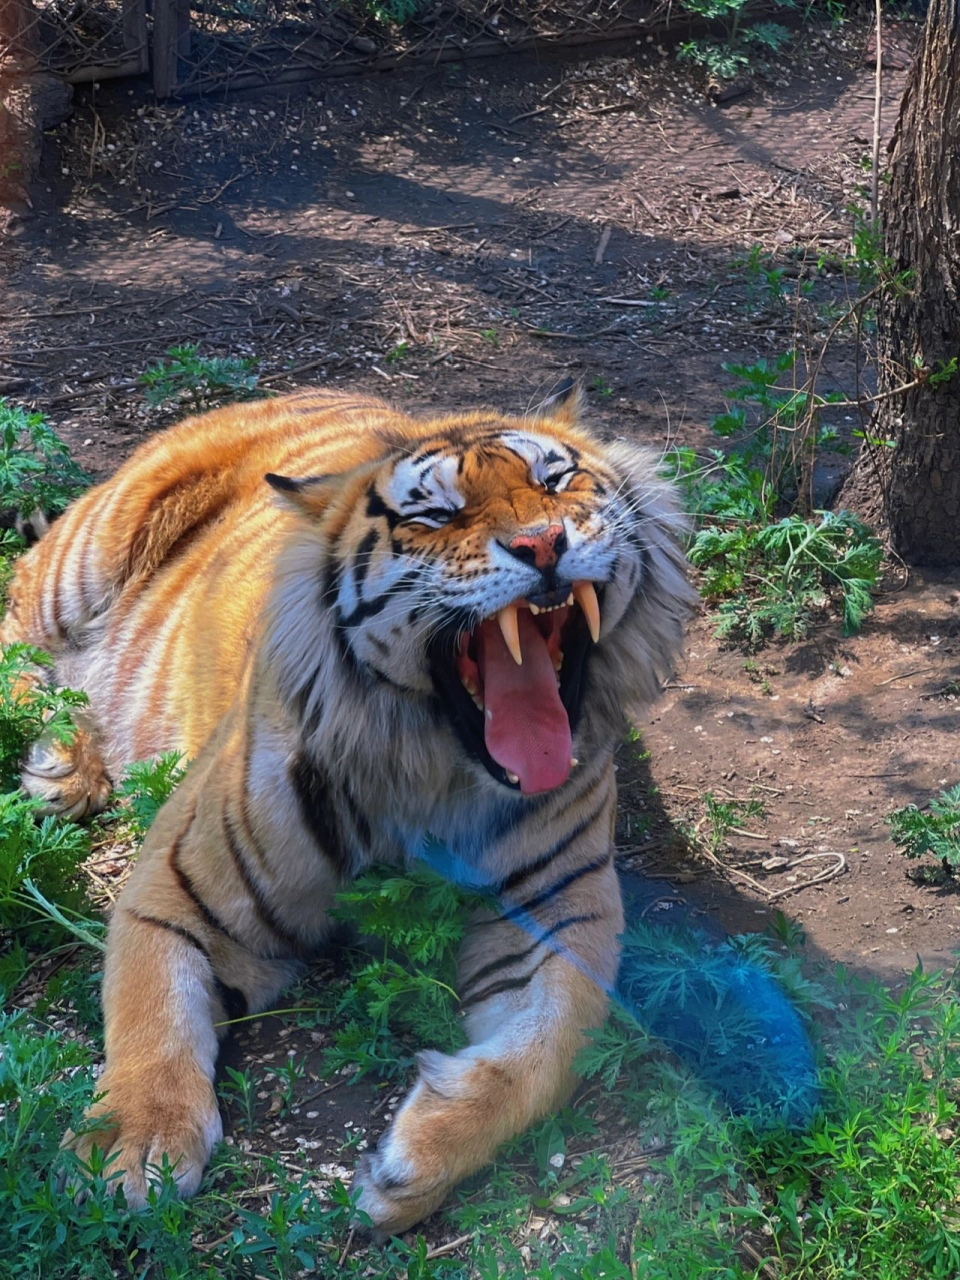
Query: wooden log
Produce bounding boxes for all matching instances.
[65,54,147,82]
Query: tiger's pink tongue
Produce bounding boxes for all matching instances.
[477,609,572,794]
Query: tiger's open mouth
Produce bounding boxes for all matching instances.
[429,582,601,795]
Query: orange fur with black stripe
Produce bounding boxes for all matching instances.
[2,386,692,1232]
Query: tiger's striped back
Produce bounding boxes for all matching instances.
[4,389,423,769]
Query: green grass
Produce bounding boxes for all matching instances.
[4,808,959,1280]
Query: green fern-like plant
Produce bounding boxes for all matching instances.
[106,751,188,837]
[689,510,881,649]
[889,785,960,877]
[139,345,261,412]
[0,645,98,989]
[323,863,470,1079]
[0,401,89,518]
[0,644,89,792]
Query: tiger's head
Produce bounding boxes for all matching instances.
[267,386,692,797]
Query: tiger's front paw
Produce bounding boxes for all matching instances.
[22,721,112,820]
[353,1146,448,1238]
[351,1050,509,1236]
[61,1069,221,1209]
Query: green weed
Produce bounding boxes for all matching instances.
[105,750,187,838]
[0,400,88,519]
[0,644,88,792]
[0,644,99,995]
[736,244,787,315]
[689,508,881,648]
[3,854,960,1278]
[701,791,766,854]
[677,0,793,81]
[270,1055,307,1116]
[218,1064,262,1131]
[669,349,883,649]
[139,345,261,412]
[322,863,469,1080]
[889,784,960,879]
[0,1006,366,1278]
[385,341,410,364]
[365,0,426,23]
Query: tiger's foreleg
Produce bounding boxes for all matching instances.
[61,896,229,1205]
[61,729,314,1205]
[354,793,622,1235]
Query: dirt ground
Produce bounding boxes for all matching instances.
[4,10,959,1252]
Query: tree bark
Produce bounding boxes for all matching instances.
[844,0,960,565]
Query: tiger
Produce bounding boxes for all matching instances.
[1,382,692,1234]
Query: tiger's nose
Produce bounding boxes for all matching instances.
[505,523,568,570]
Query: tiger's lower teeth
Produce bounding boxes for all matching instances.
[506,771,519,784]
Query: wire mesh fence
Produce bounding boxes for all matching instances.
[152,0,675,96]
[158,0,665,97]
[0,0,148,82]
[2,0,681,98]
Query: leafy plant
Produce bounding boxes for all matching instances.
[323,862,469,1080]
[139,345,261,412]
[0,400,89,519]
[0,1006,367,1278]
[105,750,187,838]
[701,791,765,854]
[668,348,883,649]
[0,643,88,792]
[0,790,93,964]
[737,243,787,315]
[690,509,881,648]
[270,1056,307,1117]
[888,784,960,877]
[0,644,97,992]
[218,1065,262,1131]
[385,341,410,364]
[364,0,426,23]
[677,0,794,81]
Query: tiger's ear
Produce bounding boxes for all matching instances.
[535,375,583,426]
[264,472,338,517]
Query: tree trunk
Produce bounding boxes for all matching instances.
[846,0,960,565]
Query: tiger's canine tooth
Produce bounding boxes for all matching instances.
[528,602,541,615]
[506,770,519,784]
[573,581,601,643]
[497,603,523,665]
